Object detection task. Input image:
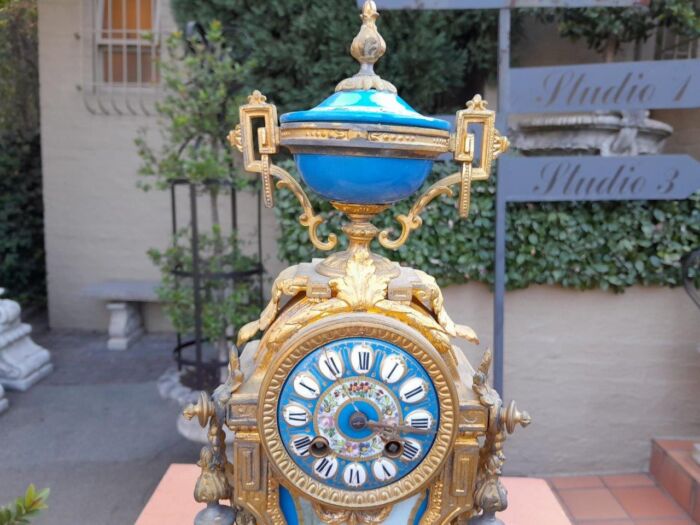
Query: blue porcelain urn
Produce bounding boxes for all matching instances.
[277,3,451,205]
[233,0,508,260]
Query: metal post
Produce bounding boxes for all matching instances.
[493,7,511,396]
[189,183,204,388]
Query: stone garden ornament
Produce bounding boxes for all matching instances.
[0,288,52,393]
[183,2,529,523]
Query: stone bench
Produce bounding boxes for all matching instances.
[82,280,160,350]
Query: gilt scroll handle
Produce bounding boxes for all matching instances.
[377,174,457,250]
[231,90,338,251]
[378,95,509,251]
[271,165,338,251]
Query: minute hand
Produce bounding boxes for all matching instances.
[366,421,435,435]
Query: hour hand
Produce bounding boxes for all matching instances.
[366,420,435,435]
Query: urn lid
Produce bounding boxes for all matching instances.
[280,90,450,131]
[279,0,449,133]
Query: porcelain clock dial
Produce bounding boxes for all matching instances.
[276,337,440,491]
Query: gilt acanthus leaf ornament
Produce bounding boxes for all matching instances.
[332,252,389,310]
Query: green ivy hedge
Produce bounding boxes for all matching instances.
[274,161,699,292]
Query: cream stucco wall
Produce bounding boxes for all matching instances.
[443,283,700,476]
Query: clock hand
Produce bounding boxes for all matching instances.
[321,346,362,415]
[366,420,436,436]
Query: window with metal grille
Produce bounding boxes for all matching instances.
[96,0,160,85]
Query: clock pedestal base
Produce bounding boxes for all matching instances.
[136,465,572,525]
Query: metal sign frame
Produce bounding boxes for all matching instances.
[365,1,647,8]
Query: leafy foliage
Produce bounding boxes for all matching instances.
[170,0,499,115]
[0,0,44,307]
[0,0,39,140]
[136,22,260,354]
[537,0,699,59]
[135,21,252,190]
[148,229,260,342]
[275,161,699,292]
[0,134,44,306]
[0,484,49,525]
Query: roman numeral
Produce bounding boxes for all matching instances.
[382,464,392,477]
[288,412,307,422]
[358,351,370,371]
[410,417,430,429]
[402,441,420,461]
[386,362,399,380]
[323,357,340,377]
[299,381,318,394]
[403,385,424,400]
[315,458,333,477]
[293,436,311,455]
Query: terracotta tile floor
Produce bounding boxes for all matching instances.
[548,473,698,524]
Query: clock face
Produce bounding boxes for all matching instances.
[276,337,439,491]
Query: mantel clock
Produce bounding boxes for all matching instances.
[184,2,530,524]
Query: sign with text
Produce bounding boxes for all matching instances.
[364,0,643,9]
[500,155,700,202]
[510,59,700,113]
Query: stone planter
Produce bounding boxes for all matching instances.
[512,111,672,157]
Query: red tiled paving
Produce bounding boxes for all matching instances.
[548,473,697,525]
[551,475,606,490]
[602,473,656,488]
[612,486,686,519]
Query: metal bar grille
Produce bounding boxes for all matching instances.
[81,0,162,115]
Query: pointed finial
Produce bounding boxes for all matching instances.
[336,0,397,93]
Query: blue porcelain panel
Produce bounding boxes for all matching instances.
[281,90,450,131]
[279,485,299,525]
[276,337,440,492]
[295,154,433,204]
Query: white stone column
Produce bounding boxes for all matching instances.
[0,289,53,391]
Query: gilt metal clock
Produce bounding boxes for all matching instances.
[183,2,530,524]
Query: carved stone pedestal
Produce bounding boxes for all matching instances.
[512,111,672,157]
[107,302,143,351]
[0,384,8,414]
[0,290,53,391]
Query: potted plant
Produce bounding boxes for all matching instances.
[136,21,263,440]
[513,1,699,156]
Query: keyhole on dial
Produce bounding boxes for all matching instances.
[384,440,403,459]
[309,436,330,458]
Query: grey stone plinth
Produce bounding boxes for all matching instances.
[0,384,8,415]
[512,111,672,157]
[0,290,53,391]
[82,280,159,302]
